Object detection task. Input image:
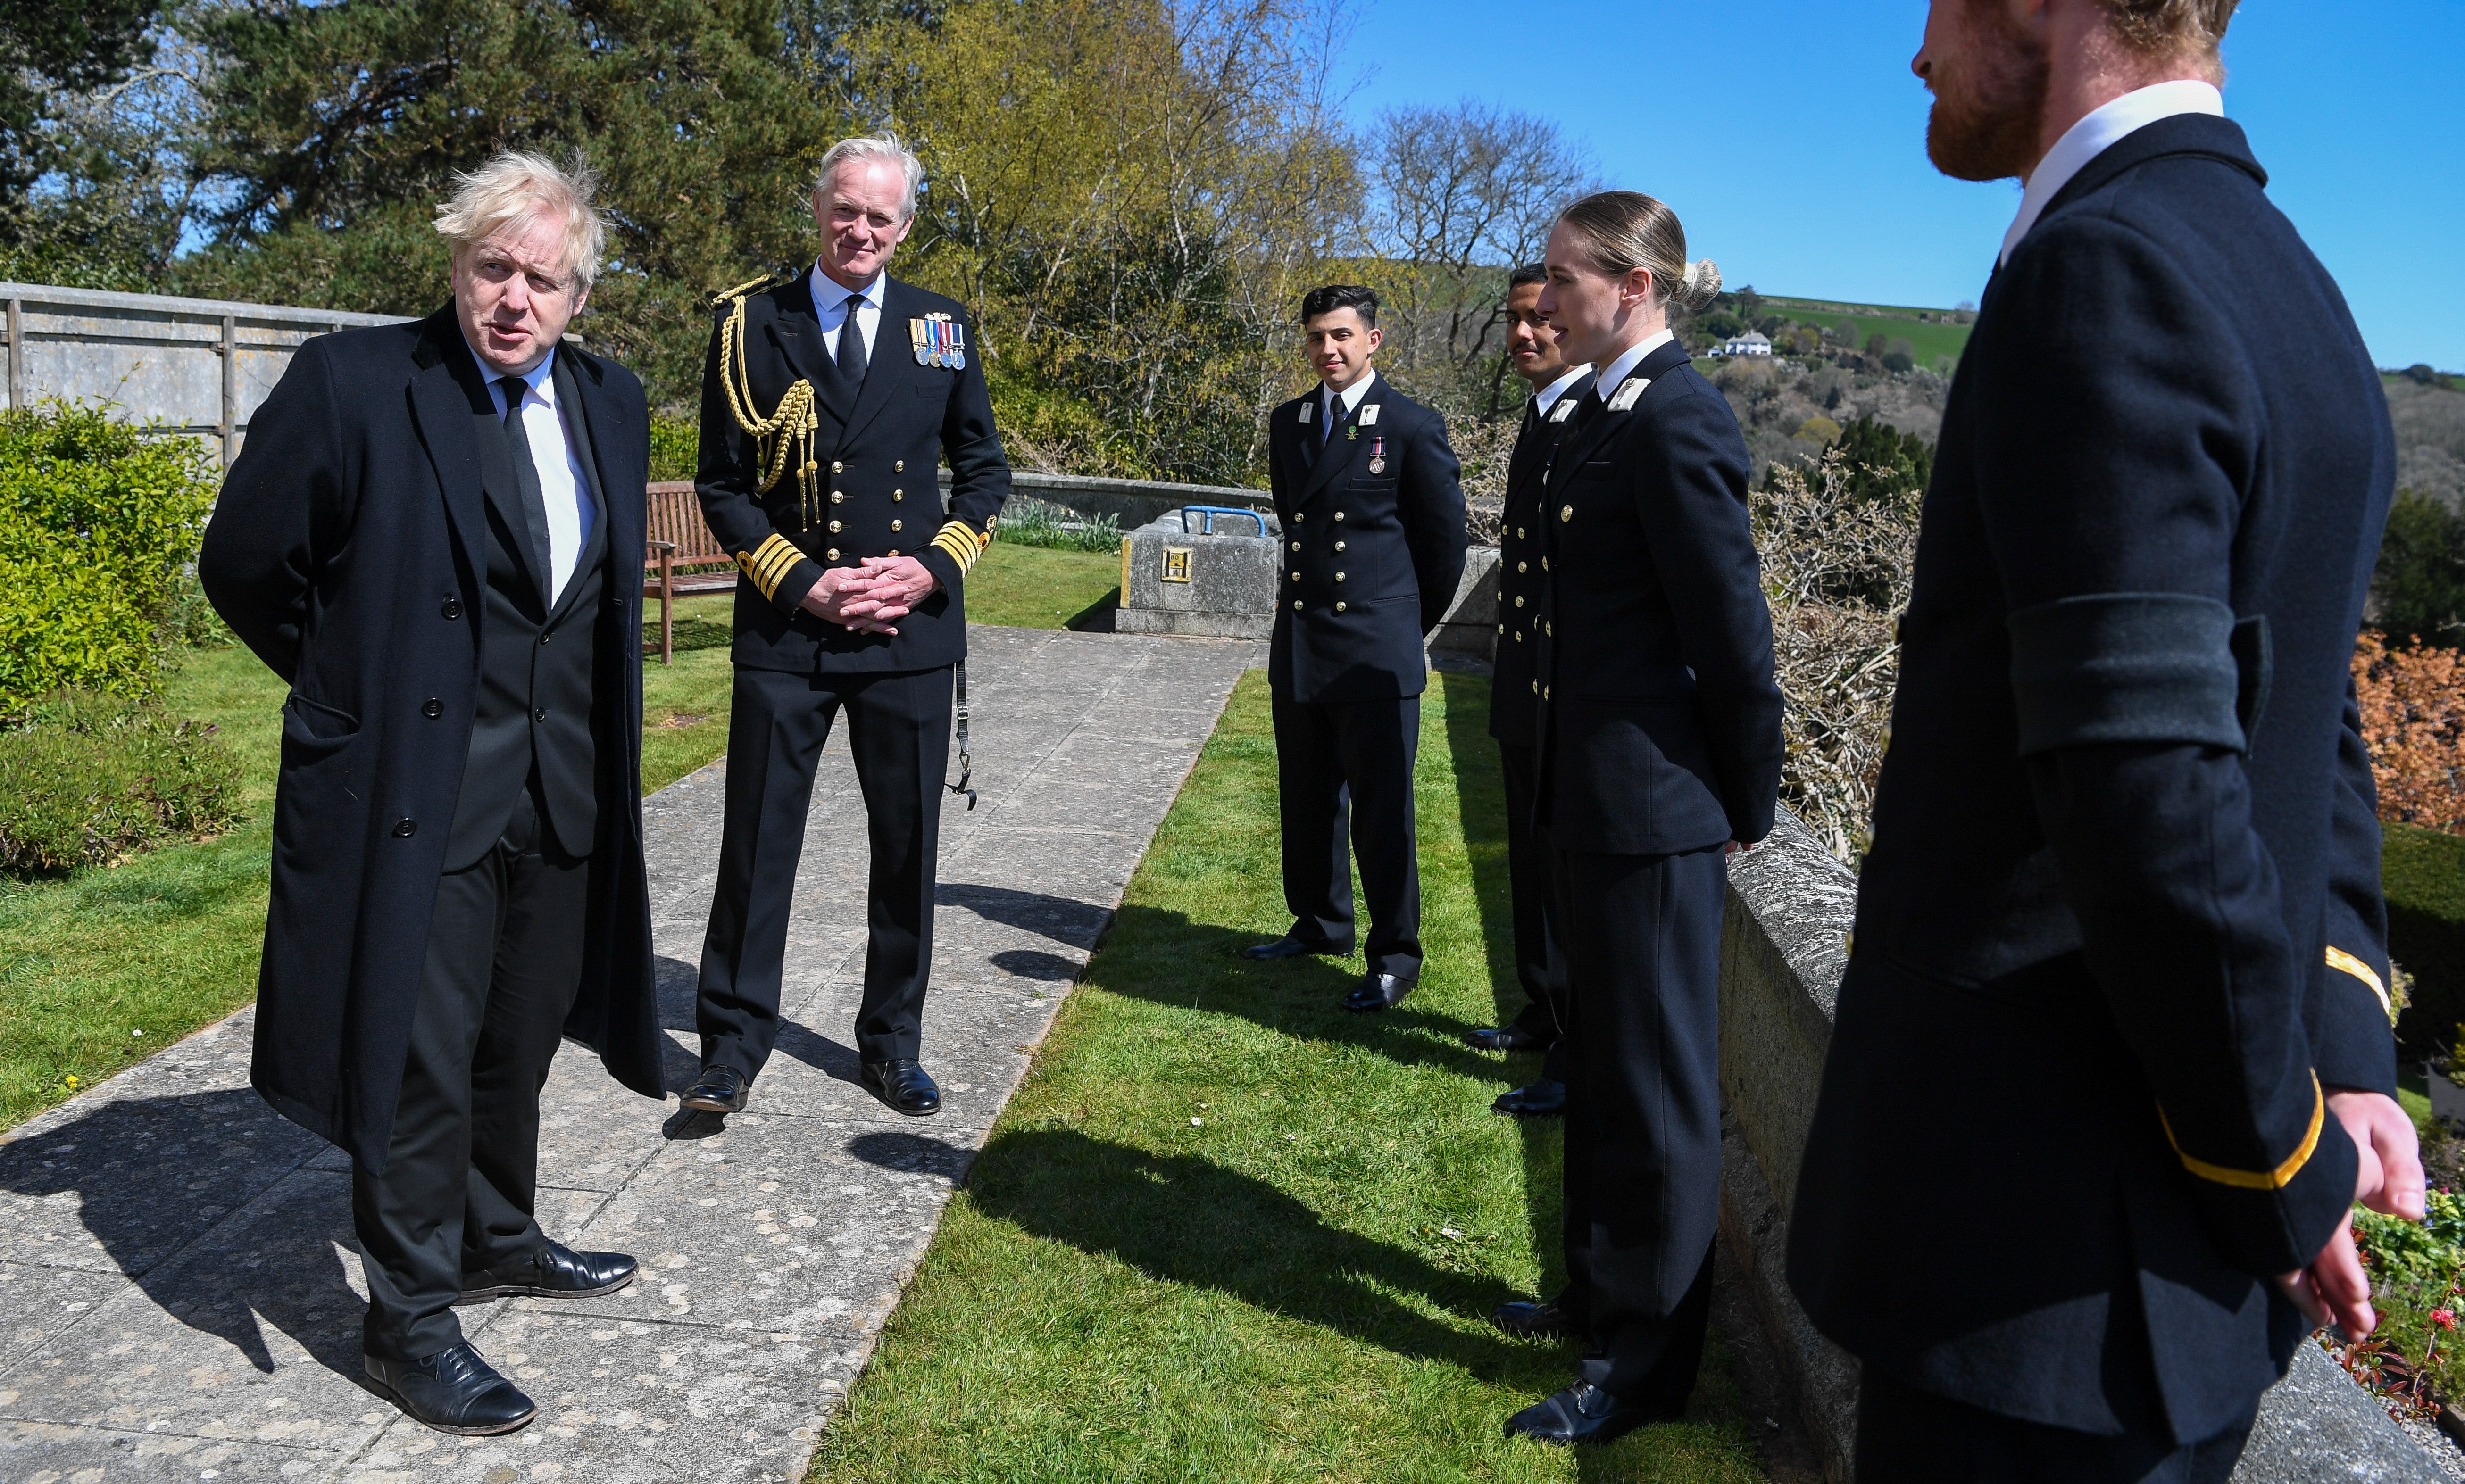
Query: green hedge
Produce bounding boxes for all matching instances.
[648,415,696,482]
[0,690,243,874]
[2391,822,2465,1054]
[0,403,218,714]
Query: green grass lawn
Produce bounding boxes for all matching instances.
[0,550,1133,1132]
[1753,296,1973,369]
[810,671,1769,1484]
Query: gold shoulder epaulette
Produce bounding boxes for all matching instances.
[711,270,790,310]
[715,272,821,522]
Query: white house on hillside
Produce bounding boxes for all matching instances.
[1716,330,1773,357]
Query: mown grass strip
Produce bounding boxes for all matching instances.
[811,670,1767,1483]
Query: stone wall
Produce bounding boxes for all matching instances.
[0,281,408,466]
[1719,810,2450,1482]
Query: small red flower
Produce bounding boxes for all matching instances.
[2432,1309,2457,1330]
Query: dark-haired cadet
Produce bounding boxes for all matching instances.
[1789,0,2418,1477]
[1496,193,1782,1445]
[1465,262,1593,1119]
[1245,285,1467,1012]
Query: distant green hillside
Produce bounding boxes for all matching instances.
[1754,294,1975,367]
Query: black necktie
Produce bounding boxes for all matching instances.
[837,294,868,384]
[1323,391,1338,443]
[496,376,551,583]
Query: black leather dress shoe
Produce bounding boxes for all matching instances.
[458,1241,639,1305]
[1492,1078,1567,1118]
[861,1058,941,1116]
[1505,1379,1681,1445]
[681,1064,748,1114]
[1490,1294,1578,1337]
[1343,972,1416,1012]
[1241,935,1347,961]
[1464,1026,1550,1053]
[364,1341,537,1435]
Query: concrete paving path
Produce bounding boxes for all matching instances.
[0,627,1257,1484]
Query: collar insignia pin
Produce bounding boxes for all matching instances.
[1549,398,1577,423]
[1607,376,1650,413]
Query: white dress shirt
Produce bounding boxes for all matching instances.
[1533,363,1592,418]
[475,346,597,605]
[810,263,887,362]
[2000,79,2224,266]
[1319,368,1378,435]
[1596,327,1675,398]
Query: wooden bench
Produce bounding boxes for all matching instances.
[642,480,738,664]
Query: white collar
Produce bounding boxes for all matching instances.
[1597,329,1674,398]
[1321,369,1377,416]
[2000,79,2223,266]
[467,341,557,404]
[810,263,888,313]
[1532,363,1591,416]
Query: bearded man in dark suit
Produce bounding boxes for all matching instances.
[1244,284,1467,1013]
[1787,2,2423,1477]
[681,134,1011,1121]
[202,151,661,1436]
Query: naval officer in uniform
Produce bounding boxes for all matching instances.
[1244,284,1467,1011]
[1466,262,1592,1119]
[1788,1,2421,1476]
[1497,192,1782,1445]
[682,133,1010,1119]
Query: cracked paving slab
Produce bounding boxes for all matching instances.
[0,625,1254,1483]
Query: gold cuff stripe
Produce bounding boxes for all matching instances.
[931,521,989,576]
[2156,1072,2325,1192]
[2325,946,2391,1017]
[738,534,802,601]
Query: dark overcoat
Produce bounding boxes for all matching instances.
[200,307,665,1172]
[1265,373,1467,704]
[1529,339,1784,854]
[695,272,1009,673]
[1785,116,2399,1443]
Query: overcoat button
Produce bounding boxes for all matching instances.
[1334,540,1345,552]
[892,489,904,501]
[1516,527,1525,539]
[440,597,463,619]
[832,491,844,504]
[1334,572,1346,582]
[1514,595,1524,607]
[1294,599,1305,610]
[1289,571,1299,582]
[421,698,442,718]
[829,520,843,532]
[392,818,416,837]
[533,707,548,723]
[1532,680,1539,694]
[1517,561,1527,573]
[1290,541,1300,552]
[1497,623,1505,634]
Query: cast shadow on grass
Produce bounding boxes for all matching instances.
[970,1124,1547,1372]
[1097,907,1522,1087]
[1433,668,1568,1300]
[0,1087,366,1386]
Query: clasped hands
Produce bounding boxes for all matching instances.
[799,556,938,635]
[2276,1088,2426,1339]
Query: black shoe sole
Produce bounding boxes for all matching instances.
[679,1089,747,1114]
[364,1376,538,1436]
[867,1091,941,1117]
[453,1268,638,1306]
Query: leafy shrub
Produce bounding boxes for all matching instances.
[2390,822,2465,1054]
[0,402,218,714]
[2374,491,2465,647]
[648,414,697,482]
[0,690,243,874]
[2344,1191,2465,1419]
[997,496,1124,553]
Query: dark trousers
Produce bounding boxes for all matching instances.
[697,663,951,1071]
[1270,690,1423,980]
[1553,844,1727,1401]
[1498,742,1568,1081]
[354,788,586,1361]
[1857,1369,2255,1483]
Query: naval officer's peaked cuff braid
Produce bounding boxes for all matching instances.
[929,519,990,576]
[739,533,802,601]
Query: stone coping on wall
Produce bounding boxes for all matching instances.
[1718,807,2448,1482]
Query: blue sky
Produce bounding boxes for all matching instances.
[1333,0,2462,369]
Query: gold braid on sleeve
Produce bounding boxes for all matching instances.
[716,282,823,529]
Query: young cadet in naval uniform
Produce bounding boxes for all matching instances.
[1244,285,1467,1012]
[1496,193,1782,1446]
[1465,263,1592,1121]
[1787,2,2422,1478]
[682,134,1010,1120]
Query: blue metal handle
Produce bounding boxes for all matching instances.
[1179,504,1268,537]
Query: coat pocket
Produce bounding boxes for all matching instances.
[283,693,360,754]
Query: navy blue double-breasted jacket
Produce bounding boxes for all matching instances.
[1787,116,2400,1443]
[1265,373,1467,705]
[1490,369,1594,747]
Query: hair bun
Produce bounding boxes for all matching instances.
[1681,258,1723,311]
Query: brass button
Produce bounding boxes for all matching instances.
[1544,685,1551,699]
[1496,623,1505,634]
[827,547,841,560]
[832,460,844,473]
[1335,601,1348,612]
[1333,511,1345,522]
[1546,622,1554,636]
[1295,512,1305,522]
[1517,561,1527,573]
[1542,557,1549,571]
[893,489,904,501]
[892,519,905,531]
[1334,540,1346,552]
[1514,595,1524,607]
[1532,680,1539,694]
[829,520,842,533]
[895,459,905,473]
[1515,630,1524,642]
[1290,540,1300,552]
[889,547,900,555]
[1289,571,1300,582]
[1334,572,1346,583]
[1516,526,1526,539]
[1294,599,1305,610]
[1560,505,1573,522]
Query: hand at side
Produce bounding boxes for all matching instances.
[2273,1088,2425,1337]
